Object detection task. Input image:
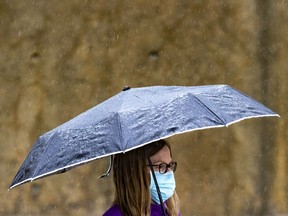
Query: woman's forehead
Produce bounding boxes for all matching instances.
[150,145,172,163]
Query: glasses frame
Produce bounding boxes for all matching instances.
[148,161,177,174]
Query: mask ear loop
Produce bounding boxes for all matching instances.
[147,157,167,216]
[99,155,113,178]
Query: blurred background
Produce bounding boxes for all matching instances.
[0,0,287,215]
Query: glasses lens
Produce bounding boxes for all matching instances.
[170,161,177,172]
[158,163,167,174]
[157,162,177,174]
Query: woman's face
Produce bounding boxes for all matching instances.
[149,145,172,170]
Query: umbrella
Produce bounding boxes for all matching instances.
[9,84,279,190]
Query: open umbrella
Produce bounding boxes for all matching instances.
[9,84,279,190]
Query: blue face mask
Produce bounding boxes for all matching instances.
[150,171,176,204]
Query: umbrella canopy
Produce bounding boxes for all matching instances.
[10,85,279,189]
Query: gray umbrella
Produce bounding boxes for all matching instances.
[10,84,279,189]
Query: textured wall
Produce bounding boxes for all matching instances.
[0,0,287,215]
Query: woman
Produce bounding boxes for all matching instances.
[103,139,180,216]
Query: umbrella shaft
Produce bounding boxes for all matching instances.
[148,157,166,216]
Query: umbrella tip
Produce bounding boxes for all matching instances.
[122,86,131,91]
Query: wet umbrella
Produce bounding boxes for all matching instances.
[10,85,279,190]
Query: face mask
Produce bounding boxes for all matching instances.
[150,171,176,204]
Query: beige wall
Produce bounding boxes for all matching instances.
[0,0,287,215]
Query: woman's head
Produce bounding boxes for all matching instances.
[112,140,179,216]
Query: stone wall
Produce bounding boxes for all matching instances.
[0,0,287,215]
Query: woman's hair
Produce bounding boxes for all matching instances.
[113,139,180,216]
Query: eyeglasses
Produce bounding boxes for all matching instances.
[148,161,177,174]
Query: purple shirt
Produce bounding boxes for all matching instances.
[103,203,180,216]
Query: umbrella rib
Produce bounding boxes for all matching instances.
[31,132,63,179]
[116,112,125,151]
[191,94,227,125]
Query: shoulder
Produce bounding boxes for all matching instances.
[103,204,122,216]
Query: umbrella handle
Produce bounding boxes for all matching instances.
[99,156,113,178]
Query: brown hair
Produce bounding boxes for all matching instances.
[113,140,180,216]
